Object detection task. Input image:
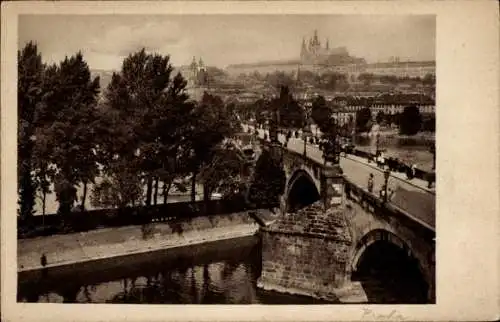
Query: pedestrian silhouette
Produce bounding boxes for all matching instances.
[367,173,374,193]
[40,253,47,267]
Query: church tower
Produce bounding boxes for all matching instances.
[312,29,321,51]
[189,56,198,87]
[300,37,308,62]
[198,57,206,72]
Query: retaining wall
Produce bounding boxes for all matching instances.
[18,211,262,274]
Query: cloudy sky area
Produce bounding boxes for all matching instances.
[19,14,435,70]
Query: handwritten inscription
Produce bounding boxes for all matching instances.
[361,308,405,320]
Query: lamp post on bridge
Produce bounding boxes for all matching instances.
[383,169,390,203]
[301,104,312,158]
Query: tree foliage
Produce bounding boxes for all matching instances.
[399,105,422,135]
[17,44,267,222]
[186,92,241,203]
[274,86,304,128]
[97,49,194,207]
[41,52,101,215]
[18,42,45,219]
[248,148,286,209]
[311,95,332,130]
[355,107,372,133]
[199,143,245,199]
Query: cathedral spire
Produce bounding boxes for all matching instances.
[190,56,198,71]
[198,57,205,71]
[313,29,319,47]
[301,37,308,59]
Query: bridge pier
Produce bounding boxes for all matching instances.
[258,164,367,303]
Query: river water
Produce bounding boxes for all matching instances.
[18,235,428,304]
[18,236,330,304]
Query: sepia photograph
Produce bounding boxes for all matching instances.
[1,1,499,321]
[15,13,436,305]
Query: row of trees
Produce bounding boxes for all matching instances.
[18,42,243,220]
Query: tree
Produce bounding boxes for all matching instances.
[311,95,332,130]
[90,162,144,209]
[186,92,239,203]
[99,49,193,208]
[248,148,286,209]
[32,126,57,218]
[40,52,100,215]
[423,73,436,86]
[18,42,45,220]
[199,144,245,200]
[399,105,422,135]
[355,107,372,133]
[275,85,304,128]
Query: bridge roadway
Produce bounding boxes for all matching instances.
[241,124,435,230]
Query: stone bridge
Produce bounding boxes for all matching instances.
[257,139,436,303]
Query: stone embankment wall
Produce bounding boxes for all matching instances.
[18,211,269,273]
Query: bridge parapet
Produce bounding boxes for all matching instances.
[344,179,435,234]
[257,137,435,231]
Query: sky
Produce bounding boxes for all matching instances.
[19,14,435,71]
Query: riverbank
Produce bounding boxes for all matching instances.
[18,210,276,274]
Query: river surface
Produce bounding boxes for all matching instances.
[18,236,331,304]
[18,236,428,304]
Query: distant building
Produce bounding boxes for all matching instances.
[187,56,208,87]
[176,56,209,101]
[364,60,436,79]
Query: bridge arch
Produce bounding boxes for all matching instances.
[351,229,429,303]
[285,169,321,213]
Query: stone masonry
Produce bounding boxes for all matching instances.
[257,201,367,303]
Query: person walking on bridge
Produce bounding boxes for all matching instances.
[367,173,374,193]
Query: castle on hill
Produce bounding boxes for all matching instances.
[300,30,366,66]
